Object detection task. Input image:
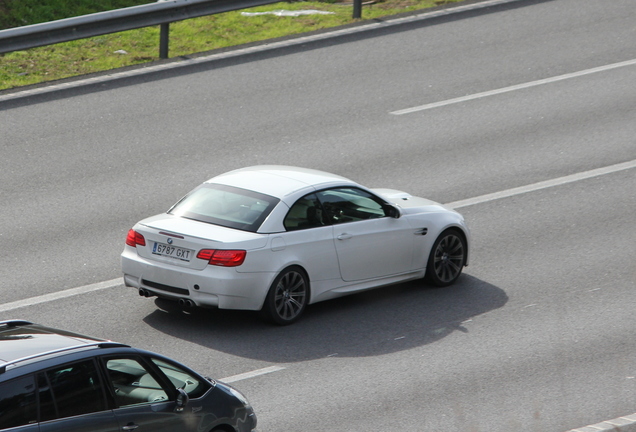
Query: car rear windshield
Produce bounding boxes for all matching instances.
[168,183,279,232]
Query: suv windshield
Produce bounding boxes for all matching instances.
[168,183,279,233]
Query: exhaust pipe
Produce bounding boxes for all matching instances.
[178,298,195,309]
[139,288,154,298]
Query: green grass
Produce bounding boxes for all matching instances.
[0,1,464,91]
[0,0,151,29]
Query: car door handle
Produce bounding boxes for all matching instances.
[337,233,352,240]
[122,424,139,431]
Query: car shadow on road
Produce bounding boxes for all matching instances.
[141,273,507,363]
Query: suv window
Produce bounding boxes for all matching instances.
[104,357,169,406]
[0,375,37,429]
[41,359,108,420]
[151,358,208,399]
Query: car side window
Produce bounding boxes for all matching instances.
[37,372,56,422]
[316,188,387,225]
[42,359,108,420]
[104,358,170,407]
[150,358,209,399]
[0,375,37,429]
[284,193,325,231]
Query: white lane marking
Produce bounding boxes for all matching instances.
[445,159,636,210]
[0,0,523,103]
[0,278,122,313]
[390,58,636,115]
[567,413,636,432]
[219,365,286,383]
[0,159,634,313]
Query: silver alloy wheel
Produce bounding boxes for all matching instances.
[427,231,466,286]
[263,267,309,325]
[273,270,307,321]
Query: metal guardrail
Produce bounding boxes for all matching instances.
[0,0,284,58]
[0,0,366,59]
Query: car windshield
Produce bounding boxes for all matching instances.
[168,183,279,232]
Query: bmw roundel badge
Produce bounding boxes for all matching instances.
[167,238,173,244]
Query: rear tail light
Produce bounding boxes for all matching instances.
[197,249,246,267]
[126,229,146,247]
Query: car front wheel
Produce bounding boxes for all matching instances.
[262,267,309,325]
[425,229,466,287]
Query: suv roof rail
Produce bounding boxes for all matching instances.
[0,341,130,374]
[0,320,34,328]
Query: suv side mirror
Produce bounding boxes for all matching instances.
[175,388,189,412]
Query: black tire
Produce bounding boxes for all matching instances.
[262,266,309,325]
[425,229,467,287]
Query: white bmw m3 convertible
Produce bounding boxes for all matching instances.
[121,166,470,325]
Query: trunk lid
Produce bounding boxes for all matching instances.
[133,213,267,270]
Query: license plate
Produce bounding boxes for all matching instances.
[152,242,194,262]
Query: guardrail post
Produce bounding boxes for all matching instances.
[353,0,362,19]
[0,0,291,56]
[159,22,170,59]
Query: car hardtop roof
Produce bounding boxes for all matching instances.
[205,165,359,199]
[0,320,128,374]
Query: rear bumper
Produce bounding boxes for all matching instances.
[121,248,273,310]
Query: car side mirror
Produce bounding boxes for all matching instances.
[175,388,189,412]
[385,204,401,219]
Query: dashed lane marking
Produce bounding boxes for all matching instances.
[445,159,636,210]
[390,58,636,115]
[0,278,122,313]
[220,365,286,384]
[566,413,636,432]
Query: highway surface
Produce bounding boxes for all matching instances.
[1,0,635,430]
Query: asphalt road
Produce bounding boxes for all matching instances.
[1,0,635,431]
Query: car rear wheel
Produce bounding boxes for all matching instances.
[425,229,466,287]
[262,267,309,325]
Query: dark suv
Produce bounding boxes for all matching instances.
[0,320,257,432]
